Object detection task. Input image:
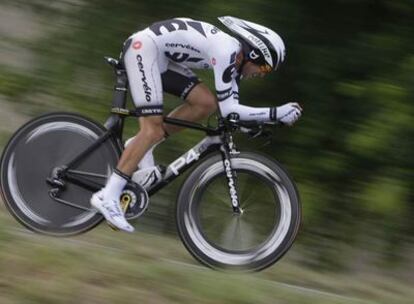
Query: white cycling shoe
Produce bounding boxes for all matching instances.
[90,191,134,233]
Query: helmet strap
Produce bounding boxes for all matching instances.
[235,51,244,68]
[236,39,252,72]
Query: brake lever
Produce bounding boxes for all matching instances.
[249,128,264,138]
[245,127,273,140]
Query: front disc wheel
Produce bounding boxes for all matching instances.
[176,152,301,271]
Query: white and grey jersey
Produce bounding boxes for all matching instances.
[123,18,276,121]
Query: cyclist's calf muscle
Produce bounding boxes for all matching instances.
[117,116,164,176]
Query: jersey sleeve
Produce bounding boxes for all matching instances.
[210,38,277,122]
[211,44,239,103]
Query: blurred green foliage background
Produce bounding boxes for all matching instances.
[0,0,413,303]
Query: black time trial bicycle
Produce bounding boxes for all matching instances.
[0,56,301,271]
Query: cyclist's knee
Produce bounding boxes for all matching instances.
[186,84,217,117]
[200,92,217,115]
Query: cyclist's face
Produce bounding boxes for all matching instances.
[241,61,270,79]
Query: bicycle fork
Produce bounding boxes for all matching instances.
[220,134,242,214]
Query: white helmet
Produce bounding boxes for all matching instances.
[218,16,286,70]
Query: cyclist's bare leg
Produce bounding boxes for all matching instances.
[124,84,216,172]
[163,83,217,135]
[90,116,164,232]
[117,115,164,176]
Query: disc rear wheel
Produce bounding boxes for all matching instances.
[0,113,121,236]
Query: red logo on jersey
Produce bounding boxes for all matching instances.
[211,57,216,65]
[133,41,142,50]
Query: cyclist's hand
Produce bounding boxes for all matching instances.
[276,102,303,126]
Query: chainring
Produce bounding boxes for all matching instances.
[119,181,149,220]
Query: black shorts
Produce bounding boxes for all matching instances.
[161,65,201,100]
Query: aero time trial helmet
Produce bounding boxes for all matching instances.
[218,16,286,71]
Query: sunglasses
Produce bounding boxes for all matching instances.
[259,64,272,73]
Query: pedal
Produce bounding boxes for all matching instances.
[106,192,135,231]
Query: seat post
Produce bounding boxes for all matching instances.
[111,37,132,109]
[112,67,128,109]
[104,57,129,142]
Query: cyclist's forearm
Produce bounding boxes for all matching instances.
[219,103,277,122]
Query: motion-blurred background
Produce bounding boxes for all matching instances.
[0,0,413,303]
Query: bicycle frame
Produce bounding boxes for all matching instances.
[48,57,242,213]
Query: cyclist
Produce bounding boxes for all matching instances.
[91,16,303,232]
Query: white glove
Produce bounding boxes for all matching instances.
[276,102,303,126]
